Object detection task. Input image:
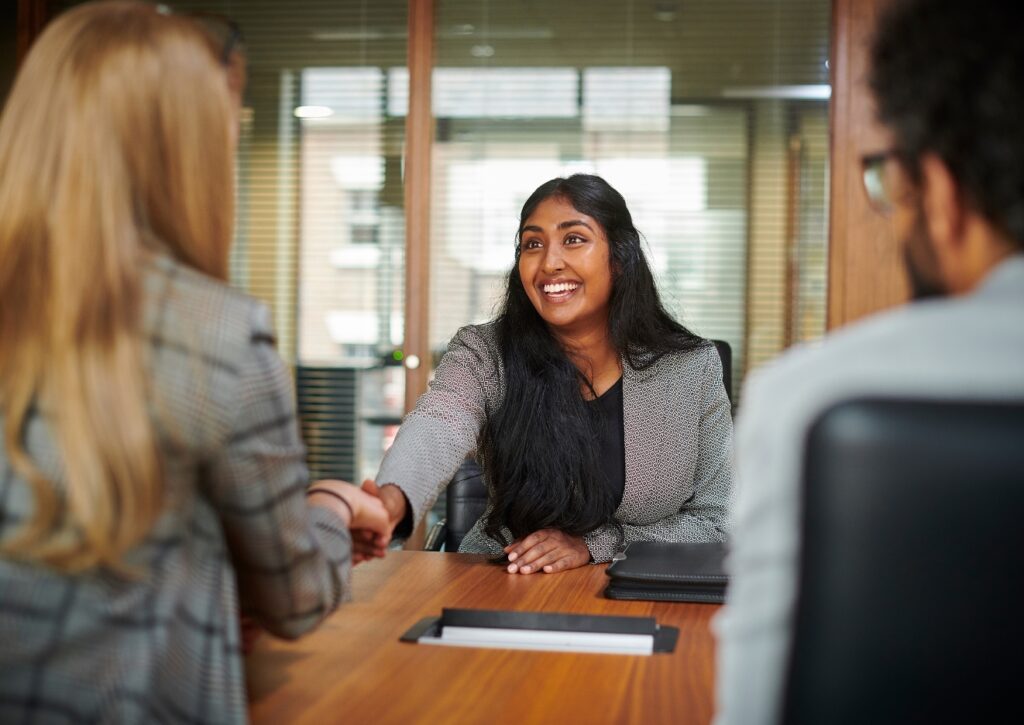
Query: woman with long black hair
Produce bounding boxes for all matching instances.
[363,173,732,571]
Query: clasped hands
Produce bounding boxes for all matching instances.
[246,479,394,654]
[305,478,394,564]
[313,479,592,574]
[301,479,412,564]
[247,486,591,657]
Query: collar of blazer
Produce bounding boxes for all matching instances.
[620,352,662,387]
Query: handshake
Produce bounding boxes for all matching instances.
[306,480,592,574]
[244,479,407,652]
[306,479,411,564]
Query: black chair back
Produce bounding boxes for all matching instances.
[444,459,488,552]
[711,339,732,404]
[783,398,1024,725]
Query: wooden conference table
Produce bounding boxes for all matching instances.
[247,551,720,724]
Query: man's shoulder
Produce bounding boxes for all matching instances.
[746,291,1024,421]
[750,305,922,390]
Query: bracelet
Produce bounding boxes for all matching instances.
[306,487,353,522]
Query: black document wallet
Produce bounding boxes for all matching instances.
[604,541,729,603]
[400,608,679,654]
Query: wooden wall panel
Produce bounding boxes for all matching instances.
[402,0,435,550]
[16,0,49,66]
[827,0,906,329]
[403,0,434,413]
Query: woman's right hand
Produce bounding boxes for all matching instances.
[361,479,408,527]
[349,480,409,563]
[307,480,391,562]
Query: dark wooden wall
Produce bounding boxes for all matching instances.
[828,0,907,329]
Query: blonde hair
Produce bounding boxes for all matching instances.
[0,1,236,571]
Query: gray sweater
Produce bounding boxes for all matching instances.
[376,322,733,562]
[715,255,1024,725]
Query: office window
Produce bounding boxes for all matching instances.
[51,0,410,484]
[46,0,830,488]
[431,0,832,390]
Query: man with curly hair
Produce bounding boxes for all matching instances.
[715,0,1024,722]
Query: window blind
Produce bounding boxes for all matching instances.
[51,0,411,483]
[42,0,831,485]
[428,0,832,396]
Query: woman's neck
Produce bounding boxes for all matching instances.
[554,326,622,398]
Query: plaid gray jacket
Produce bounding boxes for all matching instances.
[377,322,732,562]
[0,254,351,724]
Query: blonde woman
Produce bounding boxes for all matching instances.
[0,2,388,722]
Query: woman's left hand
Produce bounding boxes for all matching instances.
[503,529,591,574]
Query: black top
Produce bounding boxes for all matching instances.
[587,377,626,508]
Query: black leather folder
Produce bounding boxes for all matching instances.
[604,541,729,603]
[400,608,680,653]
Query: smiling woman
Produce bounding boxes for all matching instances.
[518,197,615,345]
[366,174,733,572]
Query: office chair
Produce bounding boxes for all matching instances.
[423,457,488,552]
[782,398,1024,725]
[425,339,734,552]
[711,338,732,408]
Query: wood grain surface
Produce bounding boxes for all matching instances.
[247,551,720,724]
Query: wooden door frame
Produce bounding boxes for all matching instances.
[403,0,434,413]
[827,0,906,329]
[17,0,49,66]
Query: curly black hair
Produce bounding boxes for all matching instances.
[870,0,1024,250]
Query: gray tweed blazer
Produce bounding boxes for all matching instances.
[0,254,351,724]
[376,322,733,562]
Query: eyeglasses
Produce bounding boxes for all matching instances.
[861,149,909,215]
[156,5,245,66]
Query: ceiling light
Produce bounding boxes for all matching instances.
[294,105,334,119]
[721,85,832,100]
[654,1,678,21]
